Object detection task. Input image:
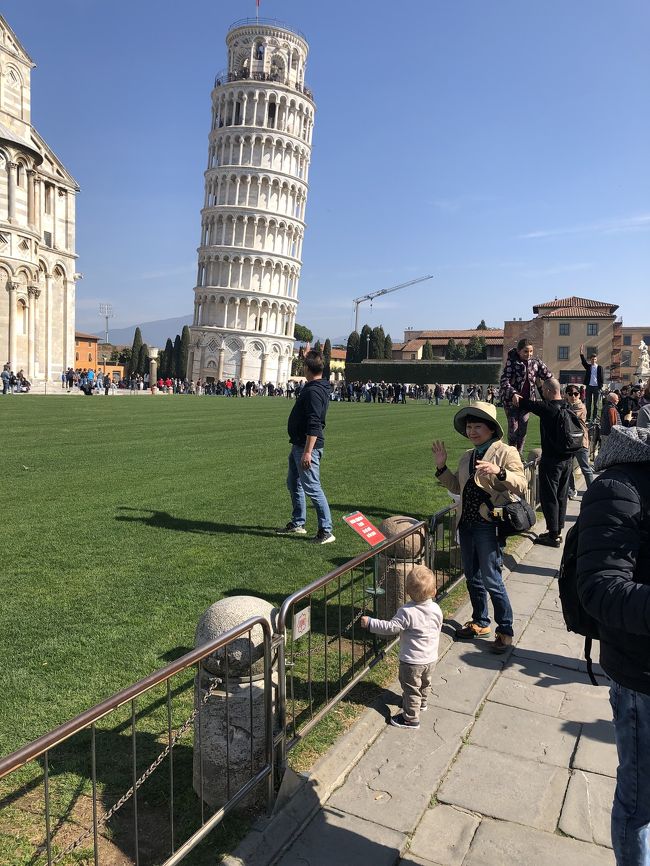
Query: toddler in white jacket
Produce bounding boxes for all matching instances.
[361,565,443,729]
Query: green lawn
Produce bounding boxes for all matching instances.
[0,395,539,755]
[0,394,540,864]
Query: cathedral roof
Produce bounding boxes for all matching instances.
[0,121,43,165]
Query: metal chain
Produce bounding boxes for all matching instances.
[49,674,223,864]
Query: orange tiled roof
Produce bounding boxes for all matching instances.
[532,296,618,314]
[411,329,503,339]
[330,348,347,360]
[543,306,615,318]
[75,331,100,341]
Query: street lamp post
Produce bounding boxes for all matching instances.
[366,335,370,359]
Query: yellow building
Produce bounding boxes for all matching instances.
[503,296,621,385]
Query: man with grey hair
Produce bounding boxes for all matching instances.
[512,377,573,547]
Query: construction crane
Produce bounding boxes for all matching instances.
[353,275,434,333]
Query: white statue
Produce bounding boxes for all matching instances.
[636,340,650,384]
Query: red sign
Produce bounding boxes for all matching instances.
[342,511,387,547]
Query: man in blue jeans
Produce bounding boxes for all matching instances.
[577,425,650,865]
[276,350,335,544]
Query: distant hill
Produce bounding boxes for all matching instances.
[94,315,193,348]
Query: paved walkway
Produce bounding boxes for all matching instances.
[227,492,617,866]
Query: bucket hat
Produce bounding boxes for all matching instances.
[453,401,504,440]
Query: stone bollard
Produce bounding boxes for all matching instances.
[193,596,276,810]
[377,516,426,618]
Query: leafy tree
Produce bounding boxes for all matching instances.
[445,338,457,360]
[452,343,467,361]
[137,343,149,376]
[294,323,313,343]
[422,340,435,360]
[384,334,393,359]
[346,331,360,364]
[476,319,488,330]
[359,324,372,361]
[180,326,191,379]
[370,325,385,359]
[466,335,487,360]
[128,327,143,379]
[291,355,304,376]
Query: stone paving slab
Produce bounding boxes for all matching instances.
[427,643,503,715]
[275,806,406,866]
[408,804,480,866]
[487,675,564,717]
[469,701,580,766]
[559,770,616,848]
[573,720,618,778]
[560,688,612,723]
[463,817,615,866]
[504,580,548,615]
[328,707,472,833]
[399,856,442,866]
[514,619,586,668]
[437,744,570,831]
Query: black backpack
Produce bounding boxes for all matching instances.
[558,519,601,685]
[554,405,584,458]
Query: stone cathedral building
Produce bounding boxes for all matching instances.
[0,16,79,384]
[188,18,314,385]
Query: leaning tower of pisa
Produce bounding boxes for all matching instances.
[187,18,314,386]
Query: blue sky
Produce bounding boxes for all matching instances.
[5,0,649,342]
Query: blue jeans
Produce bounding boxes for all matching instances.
[569,446,594,495]
[287,445,332,533]
[610,682,650,865]
[458,522,513,636]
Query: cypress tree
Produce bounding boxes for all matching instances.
[346,331,360,364]
[384,334,393,359]
[359,324,372,361]
[323,338,332,380]
[445,338,457,360]
[180,325,191,379]
[173,334,182,378]
[137,342,149,376]
[313,339,322,354]
[422,340,434,360]
[128,327,143,379]
[163,338,174,379]
[370,326,385,359]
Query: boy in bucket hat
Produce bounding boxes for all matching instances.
[432,402,527,653]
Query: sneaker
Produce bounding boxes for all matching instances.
[311,529,335,545]
[275,522,307,535]
[535,533,562,548]
[490,633,513,654]
[390,713,420,729]
[455,621,491,640]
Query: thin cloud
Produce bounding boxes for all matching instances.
[520,214,650,240]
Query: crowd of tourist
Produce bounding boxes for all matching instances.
[1,363,31,393]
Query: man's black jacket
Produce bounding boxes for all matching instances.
[580,353,604,389]
[287,378,331,449]
[517,397,571,461]
[577,445,650,695]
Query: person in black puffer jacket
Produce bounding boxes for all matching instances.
[577,425,650,865]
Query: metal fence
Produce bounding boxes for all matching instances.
[0,617,273,866]
[0,460,539,864]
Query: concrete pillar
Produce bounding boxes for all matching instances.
[217,347,225,380]
[149,347,159,391]
[260,352,268,383]
[193,595,275,810]
[45,273,52,380]
[238,349,247,380]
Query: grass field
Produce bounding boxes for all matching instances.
[0,394,539,755]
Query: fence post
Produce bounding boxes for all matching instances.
[193,596,276,812]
